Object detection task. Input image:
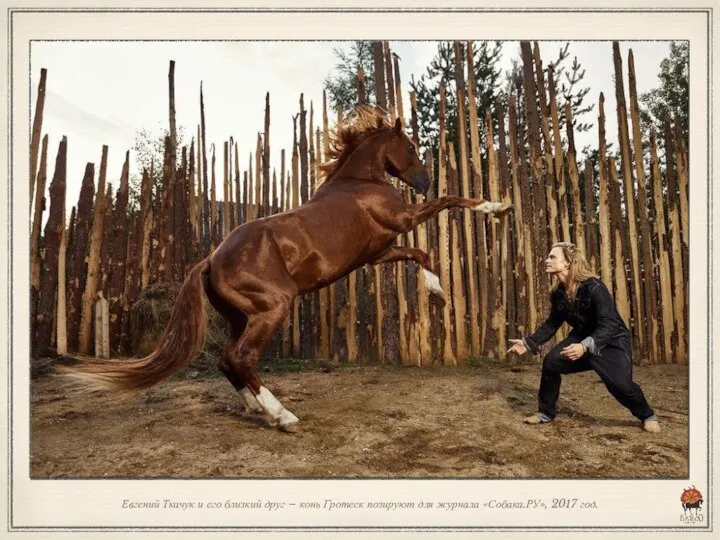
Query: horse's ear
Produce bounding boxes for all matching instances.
[394,117,403,134]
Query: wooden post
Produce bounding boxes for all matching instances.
[30,68,47,209]
[94,295,110,358]
[674,123,690,284]
[30,134,49,320]
[453,41,480,357]
[448,142,467,362]
[200,83,211,254]
[56,214,68,355]
[664,122,686,363]
[533,43,559,246]
[509,95,533,336]
[107,152,130,351]
[583,160,599,272]
[597,94,613,287]
[168,60,177,172]
[565,103,586,254]
[465,42,491,351]
[66,163,95,351]
[496,99,514,349]
[188,138,197,244]
[223,141,230,237]
[548,67,571,242]
[608,157,631,326]
[649,134,675,363]
[161,136,175,281]
[485,111,505,357]
[210,144,218,246]
[383,41,396,120]
[437,83,456,365]
[521,42,550,323]
[613,42,645,356]
[140,168,153,290]
[34,136,66,357]
[78,145,109,355]
[372,41,387,111]
[628,49,659,363]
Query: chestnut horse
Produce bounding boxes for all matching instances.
[64,107,511,432]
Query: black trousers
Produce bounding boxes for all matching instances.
[537,334,655,421]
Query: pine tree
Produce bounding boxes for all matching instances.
[323,41,375,115]
[639,41,688,148]
[410,41,504,156]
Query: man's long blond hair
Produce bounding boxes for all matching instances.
[551,242,597,300]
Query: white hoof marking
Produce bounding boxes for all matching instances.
[255,386,299,428]
[473,201,503,213]
[240,387,263,414]
[423,269,444,296]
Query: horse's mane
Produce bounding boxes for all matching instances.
[318,106,392,184]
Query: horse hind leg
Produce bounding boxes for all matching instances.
[204,271,263,414]
[229,308,300,432]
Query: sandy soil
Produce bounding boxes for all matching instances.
[30,360,688,479]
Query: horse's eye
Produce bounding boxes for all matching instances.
[407,145,415,154]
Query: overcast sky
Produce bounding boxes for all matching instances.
[29,40,670,216]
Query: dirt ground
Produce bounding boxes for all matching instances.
[30,359,688,479]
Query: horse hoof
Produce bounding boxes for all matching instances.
[429,294,446,308]
[279,422,300,434]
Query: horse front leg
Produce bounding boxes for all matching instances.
[369,246,447,307]
[402,195,512,230]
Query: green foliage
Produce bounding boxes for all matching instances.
[639,41,688,148]
[127,124,185,211]
[410,41,504,156]
[323,41,376,116]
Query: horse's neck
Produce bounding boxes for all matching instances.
[327,137,387,184]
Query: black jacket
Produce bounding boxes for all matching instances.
[524,277,629,355]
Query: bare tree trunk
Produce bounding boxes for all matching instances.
[161,136,175,281]
[447,142,467,362]
[437,83,456,365]
[465,42,491,352]
[521,41,549,324]
[30,135,49,330]
[664,122,686,363]
[628,50,659,363]
[140,169,153,290]
[372,41,387,111]
[608,157,631,326]
[496,99,514,350]
[485,111,504,357]
[453,41,480,357]
[583,160,598,272]
[66,163,95,351]
[30,68,47,210]
[533,43,559,246]
[508,96,531,336]
[78,145,109,355]
[597,94,613,288]
[565,103,586,254]
[200,83,210,254]
[548,67,571,242]
[255,134,263,221]
[34,137,66,358]
[613,42,644,357]
[107,152,130,352]
[56,217,68,355]
[264,92,271,218]
[649,134,675,363]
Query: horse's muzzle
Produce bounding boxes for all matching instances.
[414,173,431,196]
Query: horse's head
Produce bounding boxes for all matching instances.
[384,118,431,196]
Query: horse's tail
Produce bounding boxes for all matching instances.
[60,258,211,392]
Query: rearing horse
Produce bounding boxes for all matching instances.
[64,107,511,432]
